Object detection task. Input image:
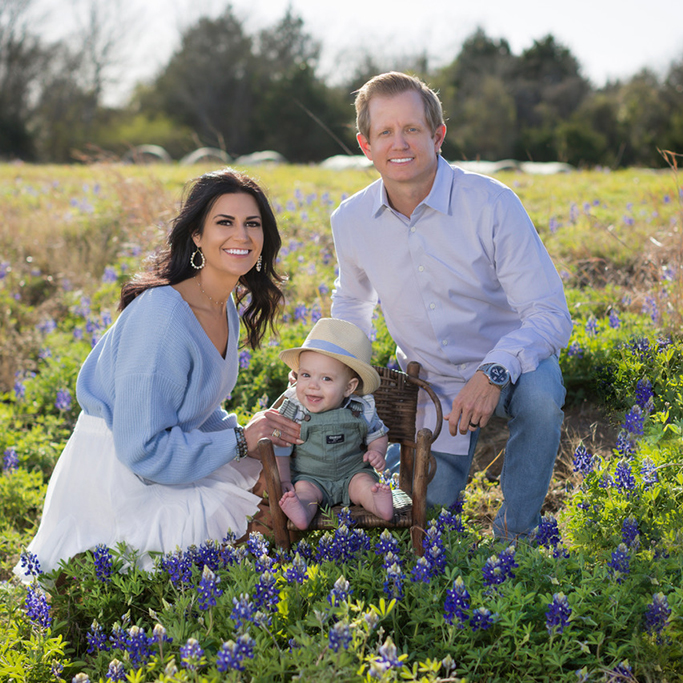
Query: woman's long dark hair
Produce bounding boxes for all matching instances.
[119,168,285,349]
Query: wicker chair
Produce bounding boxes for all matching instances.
[257,361,442,555]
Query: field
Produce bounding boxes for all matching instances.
[1,161,682,682]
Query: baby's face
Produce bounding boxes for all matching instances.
[295,351,359,413]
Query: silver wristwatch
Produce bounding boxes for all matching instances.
[478,363,510,389]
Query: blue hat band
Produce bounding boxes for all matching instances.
[302,338,362,362]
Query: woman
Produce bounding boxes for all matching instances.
[16,168,301,578]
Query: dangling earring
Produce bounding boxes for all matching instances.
[255,255,262,272]
[190,248,205,269]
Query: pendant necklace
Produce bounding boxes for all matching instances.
[194,274,226,308]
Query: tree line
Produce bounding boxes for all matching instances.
[1,0,682,166]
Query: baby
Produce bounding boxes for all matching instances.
[273,318,393,530]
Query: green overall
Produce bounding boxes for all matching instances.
[290,404,378,507]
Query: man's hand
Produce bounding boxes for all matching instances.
[445,371,501,436]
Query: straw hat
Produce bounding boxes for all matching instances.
[279,318,380,394]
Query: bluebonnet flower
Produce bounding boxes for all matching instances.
[231,593,255,631]
[36,318,57,334]
[599,472,614,489]
[629,337,650,359]
[549,216,560,233]
[318,283,330,296]
[328,620,352,652]
[533,515,561,549]
[621,517,640,549]
[197,566,222,610]
[38,347,52,359]
[615,431,635,459]
[73,328,84,340]
[585,317,598,336]
[191,539,222,571]
[13,374,26,400]
[410,556,432,583]
[383,562,404,600]
[284,553,308,584]
[0,261,8,279]
[608,544,630,583]
[622,405,645,436]
[72,674,91,683]
[608,309,621,328]
[217,634,255,672]
[109,624,128,651]
[106,659,126,681]
[3,447,19,473]
[293,304,308,323]
[642,296,659,324]
[609,661,633,680]
[24,582,52,629]
[151,623,172,647]
[93,545,113,582]
[369,637,402,679]
[545,593,572,634]
[50,661,64,679]
[179,638,205,671]
[239,350,251,369]
[375,529,400,556]
[569,202,579,222]
[328,575,352,607]
[644,592,671,637]
[160,549,193,586]
[614,460,636,495]
[640,458,659,489]
[102,267,118,283]
[86,621,109,653]
[469,607,496,631]
[254,571,280,612]
[293,538,313,560]
[55,388,72,411]
[482,550,516,588]
[422,522,446,576]
[444,576,470,627]
[219,542,243,568]
[436,507,465,533]
[572,444,593,476]
[635,379,654,411]
[567,342,583,358]
[125,625,152,667]
[19,551,41,577]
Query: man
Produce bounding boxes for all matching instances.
[330,71,572,540]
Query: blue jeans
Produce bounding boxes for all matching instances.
[389,356,566,540]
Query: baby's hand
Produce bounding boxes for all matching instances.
[364,449,386,471]
[281,480,295,494]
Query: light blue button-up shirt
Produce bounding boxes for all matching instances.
[330,156,572,455]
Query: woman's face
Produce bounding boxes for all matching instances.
[193,192,264,281]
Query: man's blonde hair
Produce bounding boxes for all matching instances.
[355,72,445,139]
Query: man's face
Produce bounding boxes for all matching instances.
[357,90,446,191]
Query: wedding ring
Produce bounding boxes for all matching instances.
[469,422,479,428]
[272,428,282,439]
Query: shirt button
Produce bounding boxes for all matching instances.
[430,303,436,309]
[410,226,416,233]
[418,265,424,272]
[442,340,448,346]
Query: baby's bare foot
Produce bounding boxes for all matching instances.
[371,482,394,521]
[279,490,312,530]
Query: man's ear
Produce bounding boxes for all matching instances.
[357,132,373,160]
[345,377,360,397]
[433,124,447,153]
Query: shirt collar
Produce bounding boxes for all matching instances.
[371,155,454,218]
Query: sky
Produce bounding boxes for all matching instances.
[30,0,683,106]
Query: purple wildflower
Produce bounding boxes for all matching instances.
[444,576,470,627]
[640,458,659,489]
[102,267,118,283]
[329,620,352,652]
[375,529,400,556]
[284,553,308,584]
[197,566,222,610]
[369,637,402,678]
[239,350,251,369]
[614,460,636,495]
[179,638,204,671]
[231,593,255,631]
[24,582,52,629]
[55,388,72,411]
[86,621,110,653]
[383,562,404,600]
[615,431,635,459]
[106,659,126,681]
[410,557,433,583]
[567,342,583,358]
[608,544,631,583]
[533,515,561,549]
[217,634,255,672]
[608,309,621,328]
[254,571,280,612]
[482,552,515,588]
[93,545,113,582]
[635,379,654,411]
[545,593,572,634]
[422,522,447,576]
[622,405,645,436]
[328,575,352,607]
[572,444,593,476]
[3,447,19,473]
[469,607,496,631]
[125,625,152,667]
[435,507,465,533]
[621,517,640,549]
[644,593,671,637]
[19,551,41,577]
[585,317,598,336]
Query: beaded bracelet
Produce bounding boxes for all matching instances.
[234,426,249,461]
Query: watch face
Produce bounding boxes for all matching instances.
[488,365,509,385]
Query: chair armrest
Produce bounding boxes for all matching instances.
[257,437,291,549]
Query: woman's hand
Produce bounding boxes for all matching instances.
[243,408,302,455]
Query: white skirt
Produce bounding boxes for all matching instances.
[15,413,262,580]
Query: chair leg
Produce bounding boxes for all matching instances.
[257,437,291,551]
[410,428,433,556]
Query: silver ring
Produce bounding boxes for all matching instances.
[272,428,282,439]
